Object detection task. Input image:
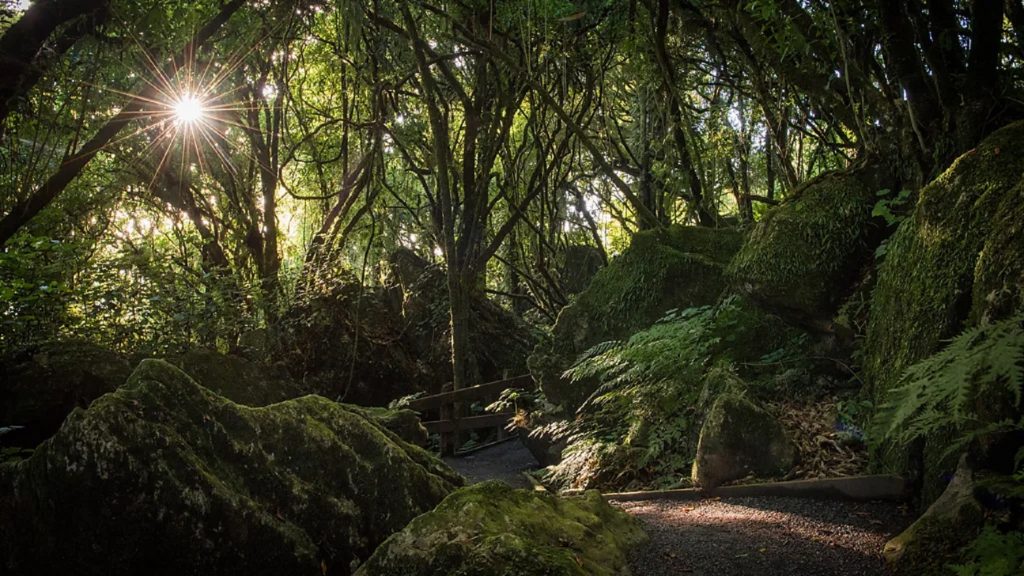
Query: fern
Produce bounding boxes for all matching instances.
[949,526,1024,576]
[871,315,1024,457]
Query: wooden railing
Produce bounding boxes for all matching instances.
[408,374,534,455]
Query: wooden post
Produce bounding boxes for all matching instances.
[440,382,455,456]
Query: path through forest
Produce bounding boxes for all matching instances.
[447,441,912,575]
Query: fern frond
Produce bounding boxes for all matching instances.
[872,314,1024,452]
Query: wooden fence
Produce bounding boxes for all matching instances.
[406,374,534,455]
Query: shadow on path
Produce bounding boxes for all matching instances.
[442,439,540,489]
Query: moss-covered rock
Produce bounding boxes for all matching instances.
[0,360,460,576]
[530,225,743,410]
[0,340,131,448]
[883,457,985,574]
[169,348,303,406]
[691,391,798,490]
[864,121,1024,403]
[728,169,879,325]
[353,481,646,576]
[863,122,1024,498]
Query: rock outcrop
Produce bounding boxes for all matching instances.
[354,481,646,576]
[0,360,460,576]
[863,121,1024,502]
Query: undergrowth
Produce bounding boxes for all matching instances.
[871,315,1024,461]
[540,297,775,490]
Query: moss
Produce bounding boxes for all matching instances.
[529,225,743,410]
[353,481,646,576]
[862,121,1024,492]
[0,359,460,576]
[727,169,877,322]
[691,391,797,489]
[865,121,1024,400]
[348,405,429,446]
[884,458,984,575]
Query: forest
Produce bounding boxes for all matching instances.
[1,0,1022,574]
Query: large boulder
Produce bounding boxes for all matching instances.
[691,391,798,490]
[0,340,131,447]
[0,360,461,576]
[865,121,1024,402]
[530,225,743,410]
[863,121,1024,501]
[728,169,880,327]
[277,275,426,406]
[354,481,646,576]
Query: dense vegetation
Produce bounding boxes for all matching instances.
[2,0,1023,574]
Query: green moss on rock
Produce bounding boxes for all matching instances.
[0,359,461,576]
[862,122,1024,495]
[727,170,877,323]
[529,225,743,410]
[884,458,984,575]
[865,121,1024,401]
[354,481,646,576]
[691,391,797,490]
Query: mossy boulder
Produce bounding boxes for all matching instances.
[353,481,646,576]
[883,457,985,574]
[728,169,879,326]
[0,360,460,576]
[0,340,131,448]
[691,391,798,490]
[865,121,1024,403]
[169,348,303,406]
[279,251,539,406]
[530,225,743,410]
[863,122,1024,498]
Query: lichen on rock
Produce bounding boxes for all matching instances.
[353,481,647,576]
[529,225,743,411]
[0,359,461,576]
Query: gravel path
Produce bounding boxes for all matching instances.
[442,439,539,489]
[614,496,912,576]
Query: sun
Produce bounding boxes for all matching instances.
[172,94,206,125]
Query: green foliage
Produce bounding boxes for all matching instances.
[871,315,1024,459]
[949,526,1024,576]
[541,297,784,490]
[727,170,875,317]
